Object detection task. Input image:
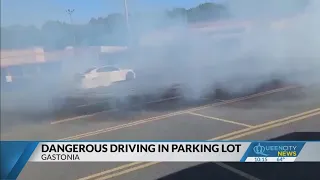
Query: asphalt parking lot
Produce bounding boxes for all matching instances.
[1,85,319,180]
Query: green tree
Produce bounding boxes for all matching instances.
[3,1,309,50]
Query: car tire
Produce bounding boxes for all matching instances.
[126,72,135,81]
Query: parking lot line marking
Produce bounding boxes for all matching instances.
[144,96,183,104]
[76,107,318,180]
[187,112,253,127]
[50,96,183,125]
[77,162,143,180]
[94,162,159,180]
[50,109,118,125]
[76,96,183,109]
[51,85,298,125]
[57,86,299,140]
[215,99,227,102]
[216,162,261,180]
[58,111,185,141]
[76,100,111,108]
[222,110,320,140]
[209,107,320,140]
[190,85,299,112]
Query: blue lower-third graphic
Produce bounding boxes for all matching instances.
[240,141,306,162]
[1,141,38,180]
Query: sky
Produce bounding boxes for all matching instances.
[1,0,220,27]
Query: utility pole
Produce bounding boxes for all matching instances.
[66,9,76,46]
[124,0,129,31]
[123,0,131,46]
[66,9,75,23]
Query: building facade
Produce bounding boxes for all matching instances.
[1,46,127,91]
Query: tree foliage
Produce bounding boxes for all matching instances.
[1,3,229,50]
[0,0,309,50]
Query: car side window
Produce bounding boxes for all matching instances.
[96,67,119,72]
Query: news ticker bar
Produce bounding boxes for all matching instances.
[1,141,320,179]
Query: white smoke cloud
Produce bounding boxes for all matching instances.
[2,0,319,117]
[127,0,319,98]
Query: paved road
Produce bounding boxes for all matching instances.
[2,85,319,180]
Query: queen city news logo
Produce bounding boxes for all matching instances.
[252,143,297,157]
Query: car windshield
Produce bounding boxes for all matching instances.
[83,67,96,74]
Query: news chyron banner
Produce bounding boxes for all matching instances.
[1,141,320,179]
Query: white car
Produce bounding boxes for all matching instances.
[76,66,136,89]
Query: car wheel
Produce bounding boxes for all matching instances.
[126,72,135,81]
